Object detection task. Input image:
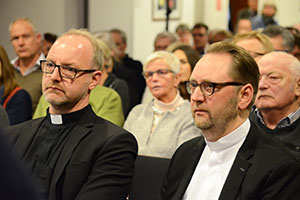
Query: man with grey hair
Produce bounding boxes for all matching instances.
[9,18,45,112]
[250,51,300,160]
[154,31,178,51]
[5,28,137,199]
[262,25,295,52]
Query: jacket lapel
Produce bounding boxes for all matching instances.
[14,119,44,157]
[219,124,257,199]
[175,139,206,198]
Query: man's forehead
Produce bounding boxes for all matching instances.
[191,53,232,80]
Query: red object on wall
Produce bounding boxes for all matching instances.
[216,0,222,11]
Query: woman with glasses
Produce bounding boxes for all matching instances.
[123,51,201,158]
[0,45,32,125]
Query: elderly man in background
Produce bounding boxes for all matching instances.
[9,18,45,112]
[250,51,300,160]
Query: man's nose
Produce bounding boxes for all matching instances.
[191,86,205,102]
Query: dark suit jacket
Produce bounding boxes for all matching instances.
[159,122,300,200]
[4,105,138,200]
[0,129,43,200]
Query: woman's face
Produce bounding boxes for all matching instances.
[174,49,192,82]
[145,58,180,103]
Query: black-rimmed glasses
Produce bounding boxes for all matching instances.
[186,81,245,96]
[40,60,96,80]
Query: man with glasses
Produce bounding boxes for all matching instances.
[4,29,137,200]
[191,23,209,56]
[159,42,300,199]
[250,51,300,160]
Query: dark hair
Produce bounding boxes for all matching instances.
[0,45,18,97]
[172,44,200,71]
[192,23,209,33]
[43,32,57,43]
[206,42,260,109]
[262,25,294,52]
[110,28,127,45]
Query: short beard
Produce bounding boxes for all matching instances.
[196,96,238,135]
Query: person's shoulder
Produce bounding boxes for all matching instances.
[91,85,120,99]
[250,123,299,163]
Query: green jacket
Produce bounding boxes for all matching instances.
[33,85,124,127]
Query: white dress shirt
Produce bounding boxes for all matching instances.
[183,119,250,200]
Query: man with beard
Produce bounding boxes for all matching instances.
[158,42,300,199]
[4,29,137,200]
[251,0,278,30]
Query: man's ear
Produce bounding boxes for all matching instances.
[89,70,102,90]
[238,83,253,110]
[294,77,300,97]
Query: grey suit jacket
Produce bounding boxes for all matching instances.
[4,105,138,200]
[159,121,300,200]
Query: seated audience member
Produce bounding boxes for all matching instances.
[0,45,32,125]
[232,30,274,61]
[33,85,124,127]
[110,28,146,113]
[251,0,278,30]
[286,28,300,61]
[154,31,178,51]
[0,105,9,128]
[124,51,200,159]
[42,32,57,57]
[236,0,258,22]
[143,44,200,103]
[172,44,200,100]
[97,39,130,117]
[250,51,300,160]
[4,29,137,199]
[159,42,300,199]
[208,29,233,44]
[191,23,209,55]
[175,24,193,46]
[9,18,44,112]
[236,18,252,34]
[262,25,294,52]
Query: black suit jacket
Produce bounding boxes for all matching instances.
[4,105,138,200]
[159,122,300,200]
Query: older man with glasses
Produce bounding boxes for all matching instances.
[4,29,137,200]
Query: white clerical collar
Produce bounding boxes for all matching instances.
[50,114,63,125]
[205,119,250,151]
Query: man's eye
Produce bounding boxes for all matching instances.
[63,66,76,72]
[157,70,166,75]
[46,63,55,67]
[269,76,279,79]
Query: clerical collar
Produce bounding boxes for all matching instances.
[46,105,90,125]
[205,119,250,151]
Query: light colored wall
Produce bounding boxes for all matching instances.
[89,0,134,56]
[203,0,229,30]
[0,0,84,59]
[1,0,299,62]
